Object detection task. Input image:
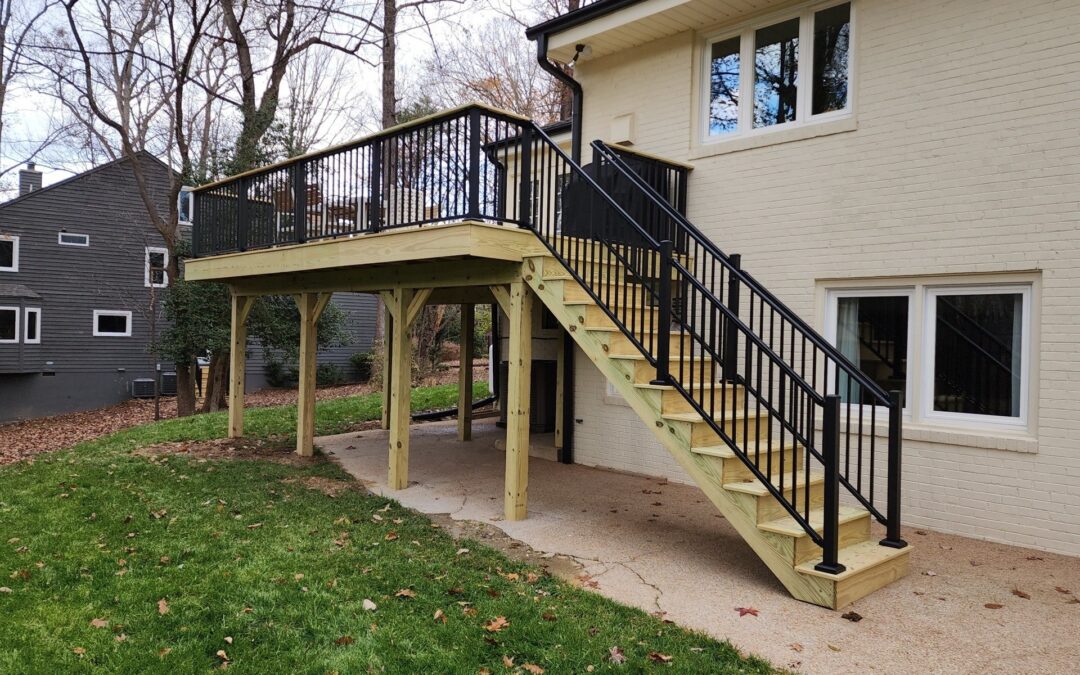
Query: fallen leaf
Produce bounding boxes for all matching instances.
[0,587,10,594]
[915,530,927,536]
[334,636,354,646]
[1054,586,1072,595]
[73,647,86,657]
[384,531,398,541]
[434,609,446,624]
[984,603,1003,609]
[841,611,863,622]
[114,634,127,643]
[827,644,842,652]
[216,649,229,662]
[157,599,169,615]
[608,646,626,664]
[362,599,377,611]
[158,647,172,657]
[456,548,470,556]
[484,616,510,632]
[735,607,759,617]
[790,643,804,652]
[1011,589,1031,600]
[502,656,514,668]
[90,618,109,629]
[1026,556,1044,561]
[395,588,416,598]
[541,611,557,622]
[648,652,673,663]
[526,572,539,584]
[224,637,233,645]
[923,571,937,577]
[523,664,545,674]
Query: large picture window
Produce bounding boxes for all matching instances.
[826,282,1033,430]
[704,1,852,141]
[93,310,132,337]
[0,307,18,343]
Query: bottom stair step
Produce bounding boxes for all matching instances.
[797,540,913,608]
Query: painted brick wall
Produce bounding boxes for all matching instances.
[567,0,1080,555]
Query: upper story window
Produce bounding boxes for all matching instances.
[58,232,90,247]
[145,246,168,288]
[0,235,18,272]
[178,187,194,224]
[703,1,852,142]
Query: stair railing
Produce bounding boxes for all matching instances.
[590,140,908,562]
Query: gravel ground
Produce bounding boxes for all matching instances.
[0,363,489,466]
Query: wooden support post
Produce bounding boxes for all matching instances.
[228,294,255,439]
[504,281,533,521]
[295,292,331,456]
[458,303,474,441]
[380,301,393,430]
[554,330,565,450]
[387,287,414,489]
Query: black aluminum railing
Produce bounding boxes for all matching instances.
[192,104,906,571]
[590,140,908,571]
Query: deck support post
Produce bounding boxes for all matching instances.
[385,287,415,489]
[554,331,565,450]
[458,303,474,441]
[295,292,332,456]
[504,280,533,521]
[228,294,255,438]
[380,302,393,430]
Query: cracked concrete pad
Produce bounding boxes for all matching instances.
[321,419,1080,674]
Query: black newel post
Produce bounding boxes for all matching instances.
[881,389,908,549]
[237,176,250,252]
[815,394,847,575]
[467,108,482,220]
[723,254,742,382]
[293,162,307,244]
[518,126,532,229]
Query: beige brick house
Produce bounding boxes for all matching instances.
[531,0,1080,557]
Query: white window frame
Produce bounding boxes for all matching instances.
[178,187,194,225]
[824,281,1034,433]
[23,307,41,344]
[824,287,915,414]
[0,306,19,343]
[145,246,169,288]
[93,310,132,337]
[58,232,90,247]
[921,284,1031,430]
[699,0,855,145]
[0,235,18,272]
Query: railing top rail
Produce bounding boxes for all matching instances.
[605,144,695,172]
[193,103,531,194]
[591,140,891,403]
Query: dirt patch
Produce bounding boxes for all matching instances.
[134,437,320,467]
[428,514,585,584]
[280,475,361,497]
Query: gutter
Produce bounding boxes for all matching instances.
[524,0,648,42]
[533,33,584,164]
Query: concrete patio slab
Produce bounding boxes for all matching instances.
[321,419,1080,674]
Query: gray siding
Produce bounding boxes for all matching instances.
[245,292,377,391]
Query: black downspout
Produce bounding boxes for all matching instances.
[535,32,582,462]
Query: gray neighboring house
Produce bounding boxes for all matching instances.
[0,155,376,424]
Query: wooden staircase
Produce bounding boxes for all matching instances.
[524,252,911,609]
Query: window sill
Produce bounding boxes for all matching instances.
[689,115,857,160]
[840,418,1039,454]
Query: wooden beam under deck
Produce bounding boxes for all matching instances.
[458,303,474,442]
[228,295,256,439]
[503,281,533,521]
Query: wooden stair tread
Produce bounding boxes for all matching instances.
[796,540,912,581]
[759,506,869,538]
[662,409,763,423]
[724,471,824,496]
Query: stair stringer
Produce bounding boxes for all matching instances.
[522,255,839,608]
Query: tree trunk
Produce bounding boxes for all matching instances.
[176,363,196,417]
[201,353,228,413]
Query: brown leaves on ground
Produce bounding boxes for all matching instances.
[1011,588,1031,600]
[734,607,759,617]
[334,636,354,646]
[647,652,673,663]
[433,609,447,624]
[395,588,416,599]
[522,663,545,674]
[157,599,170,615]
[483,616,510,632]
[608,647,626,664]
[841,611,863,622]
[89,618,109,628]
[984,603,1004,609]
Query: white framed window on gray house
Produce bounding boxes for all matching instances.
[145,246,168,288]
[178,187,194,224]
[825,282,1033,431]
[58,232,90,247]
[0,306,18,343]
[24,308,41,344]
[93,310,132,337]
[0,235,18,272]
[701,1,852,142]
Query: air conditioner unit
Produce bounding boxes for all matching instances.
[131,378,156,399]
[160,371,177,396]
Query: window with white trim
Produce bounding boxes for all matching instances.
[58,232,90,247]
[178,187,194,224]
[24,308,40,344]
[825,282,1032,430]
[0,235,18,272]
[703,1,852,141]
[145,246,168,288]
[0,306,18,343]
[93,310,132,337]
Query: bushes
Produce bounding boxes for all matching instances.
[350,351,374,382]
[264,358,350,388]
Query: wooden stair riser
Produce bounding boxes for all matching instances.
[541,258,680,283]
[688,412,767,446]
[726,478,826,525]
[636,358,716,385]
[561,279,681,306]
[661,384,746,415]
[578,302,664,331]
[761,515,871,567]
[600,330,693,358]
[834,552,910,608]
[718,445,804,484]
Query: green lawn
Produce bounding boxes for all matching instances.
[0,384,772,674]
